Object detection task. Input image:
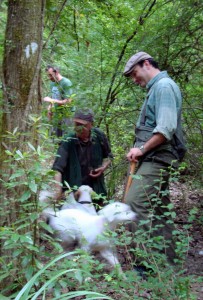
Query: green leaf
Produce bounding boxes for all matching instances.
[13,249,23,257]
[167,203,174,210]
[29,212,38,222]
[25,265,35,281]
[27,142,36,151]
[20,235,33,244]
[36,145,41,155]
[54,291,114,300]
[25,244,39,252]
[74,269,83,284]
[11,233,20,242]
[14,251,78,300]
[19,190,31,202]
[13,127,18,135]
[39,221,54,233]
[9,170,25,180]
[16,150,24,158]
[0,294,10,300]
[28,181,37,193]
[171,212,176,218]
[5,149,13,156]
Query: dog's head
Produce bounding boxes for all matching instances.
[74,185,93,204]
[98,202,136,225]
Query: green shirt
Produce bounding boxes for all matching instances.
[50,77,74,124]
[50,77,73,100]
[137,71,182,141]
[135,71,186,163]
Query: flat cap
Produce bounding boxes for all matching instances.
[73,108,94,124]
[123,51,152,77]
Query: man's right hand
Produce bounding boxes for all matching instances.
[54,172,63,202]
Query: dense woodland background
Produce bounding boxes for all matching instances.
[0,0,202,299]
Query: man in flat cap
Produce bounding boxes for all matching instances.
[52,108,113,206]
[123,52,186,272]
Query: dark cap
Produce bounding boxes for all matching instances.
[73,108,94,124]
[123,51,152,77]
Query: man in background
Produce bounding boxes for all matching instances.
[43,65,73,138]
[123,51,186,272]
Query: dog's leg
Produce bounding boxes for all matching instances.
[99,248,126,279]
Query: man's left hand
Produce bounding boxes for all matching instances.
[89,166,105,178]
[126,147,143,162]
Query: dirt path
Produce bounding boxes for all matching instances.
[115,179,203,298]
[170,180,203,299]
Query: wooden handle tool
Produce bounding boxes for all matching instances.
[123,161,137,202]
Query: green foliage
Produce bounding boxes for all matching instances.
[40,0,203,184]
[0,134,200,299]
[0,118,57,294]
[0,1,7,64]
[13,251,113,300]
[1,0,203,298]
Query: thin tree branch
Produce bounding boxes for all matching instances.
[73,6,80,51]
[98,0,157,126]
[43,0,68,49]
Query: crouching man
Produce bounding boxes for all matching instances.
[52,108,113,207]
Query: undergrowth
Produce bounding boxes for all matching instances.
[0,118,201,300]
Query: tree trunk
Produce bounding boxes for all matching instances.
[2,0,45,137]
[0,0,45,291]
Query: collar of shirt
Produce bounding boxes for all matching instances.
[146,71,169,91]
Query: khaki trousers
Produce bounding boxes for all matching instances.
[126,160,177,264]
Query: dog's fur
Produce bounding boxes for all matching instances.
[41,202,136,275]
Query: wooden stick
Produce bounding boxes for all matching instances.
[123,161,137,202]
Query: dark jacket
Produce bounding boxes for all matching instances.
[52,128,112,196]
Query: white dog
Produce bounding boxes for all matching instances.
[41,202,136,275]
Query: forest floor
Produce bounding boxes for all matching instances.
[169,179,203,299]
[110,177,203,300]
